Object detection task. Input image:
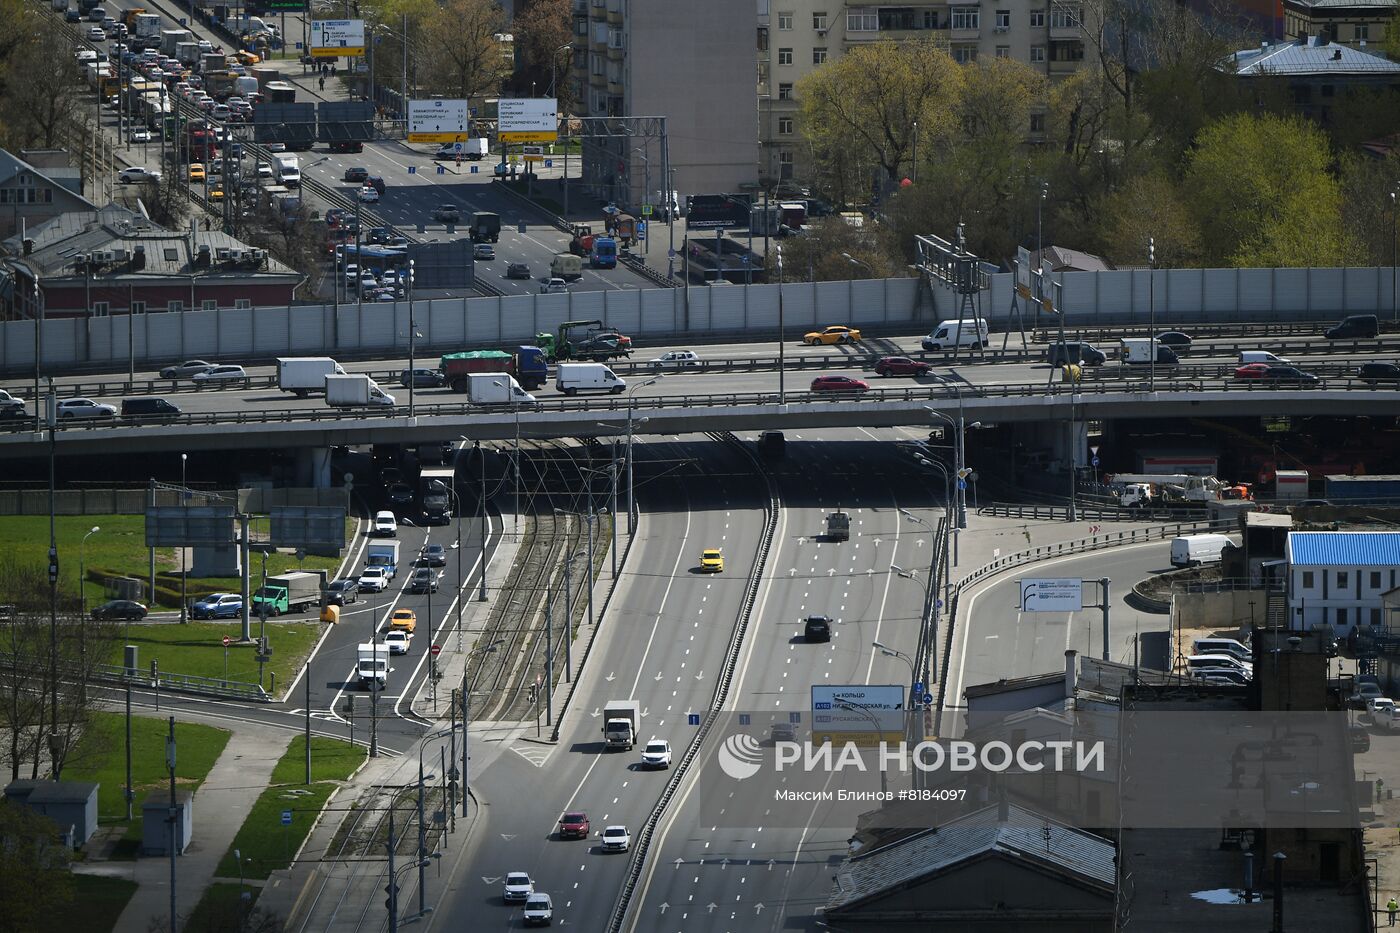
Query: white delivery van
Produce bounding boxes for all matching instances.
[466,372,536,406]
[556,362,625,395]
[1170,533,1235,567]
[921,318,989,351]
[277,357,345,396]
[1239,350,1291,365]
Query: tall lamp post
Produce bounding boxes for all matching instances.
[79,525,100,618]
[776,243,786,403]
[632,146,650,252]
[1148,235,1156,393]
[179,453,188,623]
[1390,189,1397,324]
[597,375,660,533]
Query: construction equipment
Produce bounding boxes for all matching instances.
[1105,473,1252,509]
[535,320,633,363]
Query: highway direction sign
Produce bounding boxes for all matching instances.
[1020,578,1084,612]
[408,99,469,144]
[310,19,364,57]
[498,98,558,143]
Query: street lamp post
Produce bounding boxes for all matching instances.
[80,525,100,618]
[1148,236,1156,394]
[180,453,188,623]
[460,436,489,602]
[408,259,417,417]
[1391,189,1397,324]
[776,244,786,403]
[632,146,650,253]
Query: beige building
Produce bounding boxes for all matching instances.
[568,0,759,210]
[758,1,1088,182]
[1284,0,1396,47]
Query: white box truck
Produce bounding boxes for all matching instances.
[601,699,641,750]
[366,540,400,578]
[1274,470,1310,501]
[278,357,345,397]
[556,362,625,395]
[466,372,536,406]
[921,318,989,351]
[1170,533,1235,567]
[325,374,395,408]
[272,153,300,188]
[1120,338,1179,365]
[357,642,388,690]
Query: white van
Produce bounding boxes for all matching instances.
[556,362,625,395]
[1239,350,1291,365]
[922,318,989,351]
[1170,533,1234,567]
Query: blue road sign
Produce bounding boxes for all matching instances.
[407,165,416,174]
[295,41,303,49]
[470,165,478,173]
[936,599,944,609]
[738,713,751,726]
[436,165,445,175]
[923,693,934,705]
[281,810,292,826]
[1091,456,1101,467]
[668,248,677,258]
[913,682,925,696]
[545,159,553,168]
[957,479,967,490]
[687,713,700,726]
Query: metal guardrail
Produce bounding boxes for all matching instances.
[977,501,1215,522]
[606,432,780,933]
[0,649,270,702]
[1033,319,1399,343]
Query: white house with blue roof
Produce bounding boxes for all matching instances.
[1286,531,1400,634]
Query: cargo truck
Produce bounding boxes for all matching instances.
[175,41,200,64]
[133,11,161,39]
[160,28,191,56]
[251,571,322,616]
[535,320,632,362]
[601,700,641,750]
[272,153,300,187]
[325,374,396,408]
[466,373,536,407]
[277,357,346,397]
[1119,338,1179,365]
[357,642,388,690]
[440,347,547,391]
[1107,473,1251,509]
[470,212,500,243]
[365,540,400,578]
[825,511,850,542]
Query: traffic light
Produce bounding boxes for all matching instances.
[384,881,398,913]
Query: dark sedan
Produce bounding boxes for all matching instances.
[1358,362,1400,384]
[343,166,369,183]
[92,599,148,621]
[400,368,446,388]
[387,483,415,506]
[421,544,447,567]
[874,356,933,377]
[1155,331,1193,353]
[323,579,359,606]
[1259,365,1318,384]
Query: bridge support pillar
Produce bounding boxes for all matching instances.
[295,447,334,488]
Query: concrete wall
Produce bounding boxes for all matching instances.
[0,277,925,376]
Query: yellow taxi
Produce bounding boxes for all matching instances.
[188,163,206,183]
[700,548,724,573]
[208,186,225,201]
[803,325,861,346]
[389,608,416,634]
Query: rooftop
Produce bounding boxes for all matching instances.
[1228,35,1400,76]
[1287,530,1400,565]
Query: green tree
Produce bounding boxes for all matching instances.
[1183,112,1356,266]
[1386,10,1400,61]
[771,217,907,282]
[1100,171,1202,268]
[797,40,964,193]
[0,802,73,932]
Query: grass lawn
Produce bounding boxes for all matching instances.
[0,514,350,610]
[270,735,367,785]
[41,874,139,933]
[186,882,254,931]
[107,620,323,691]
[63,712,230,849]
[216,735,361,880]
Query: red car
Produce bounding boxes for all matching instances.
[810,375,870,394]
[559,811,590,839]
[1234,363,1271,380]
[874,356,933,377]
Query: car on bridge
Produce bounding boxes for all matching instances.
[0,389,25,418]
[1156,331,1193,353]
[522,892,553,926]
[324,579,359,606]
[600,825,631,852]
[874,356,932,377]
[1233,363,1271,380]
[473,244,495,261]
[1358,362,1400,384]
[384,630,410,654]
[400,368,446,388]
[358,185,379,203]
[118,166,161,184]
[371,511,397,537]
[387,483,415,507]
[357,567,389,593]
[640,739,672,769]
[389,609,416,634]
[650,350,700,369]
[431,204,460,223]
[803,325,861,346]
[1258,366,1318,385]
[810,375,870,395]
[193,365,248,383]
[700,549,724,572]
[56,398,116,419]
[558,811,590,839]
[408,567,438,593]
[804,615,833,642]
[159,360,216,380]
[91,599,147,621]
[421,544,447,567]
[192,593,242,619]
[188,163,206,183]
[506,262,531,280]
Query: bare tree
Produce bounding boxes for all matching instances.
[0,16,87,150]
[512,0,574,108]
[418,0,509,103]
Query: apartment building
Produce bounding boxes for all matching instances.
[1284,0,1395,47]
[568,0,759,210]
[758,1,1088,182]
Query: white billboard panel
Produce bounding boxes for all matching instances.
[1020,578,1084,612]
[811,684,905,731]
[408,99,469,143]
[498,97,558,142]
[310,19,365,57]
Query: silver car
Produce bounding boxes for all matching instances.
[56,398,116,419]
[159,359,215,379]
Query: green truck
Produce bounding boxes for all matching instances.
[251,571,322,617]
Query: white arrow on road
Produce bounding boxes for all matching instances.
[789,568,797,576]
[674,858,683,869]
[500,834,516,841]
[707,903,718,914]
[590,708,601,718]
[695,670,705,680]
[605,672,616,682]
[767,859,775,870]
[659,903,669,915]
[755,903,766,914]
[721,858,730,870]
[482,876,501,884]
[828,568,836,577]
[654,671,664,681]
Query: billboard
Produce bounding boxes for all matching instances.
[310,19,365,57]
[253,103,316,147]
[318,101,374,142]
[269,506,347,549]
[145,507,237,547]
[685,194,750,230]
[811,685,905,730]
[408,99,469,144]
[498,98,557,143]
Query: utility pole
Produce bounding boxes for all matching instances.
[304,662,312,784]
[46,382,59,778]
[166,716,177,933]
[477,441,487,601]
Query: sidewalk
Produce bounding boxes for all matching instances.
[75,722,294,933]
